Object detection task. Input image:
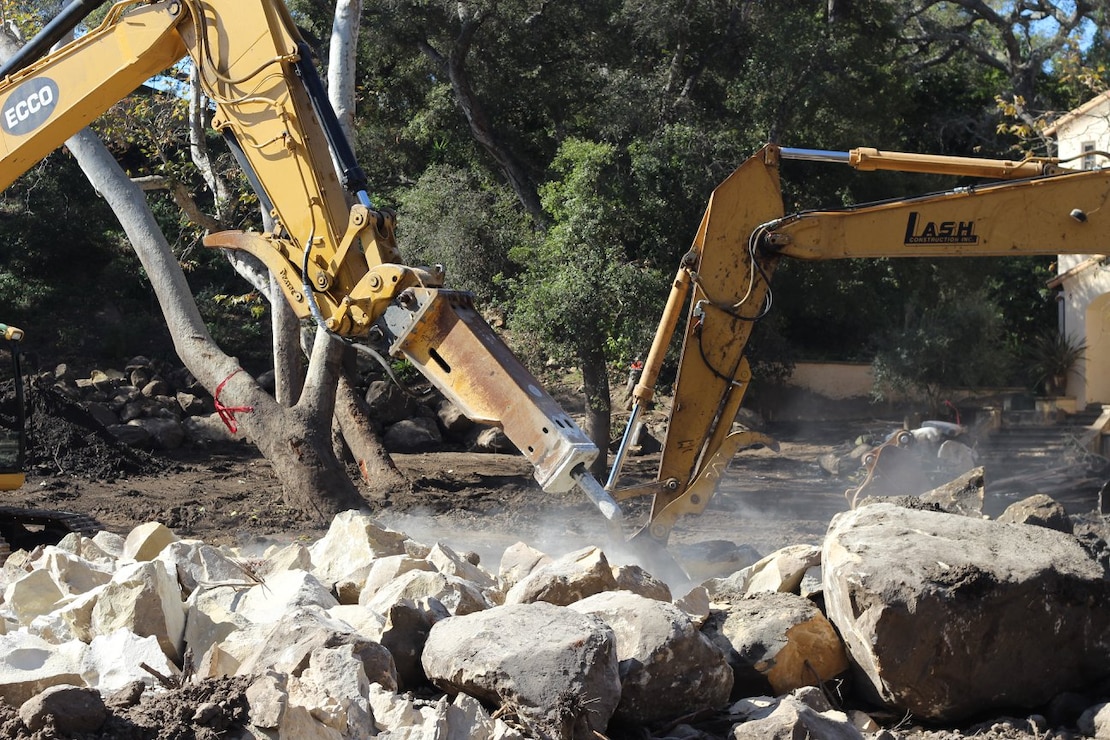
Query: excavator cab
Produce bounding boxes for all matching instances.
[0,323,27,491]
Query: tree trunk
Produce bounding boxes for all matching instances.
[329,0,362,139]
[334,373,409,495]
[270,270,305,407]
[416,21,546,224]
[64,128,367,523]
[579,341,611,480]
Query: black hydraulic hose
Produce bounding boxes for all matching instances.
[222,129,276,217]
[291,41,369,198]
[0,0,107,79]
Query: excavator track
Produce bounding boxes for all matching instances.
[0,506,102,561]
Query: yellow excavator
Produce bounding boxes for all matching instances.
[1,0,1106,559]
[606,144,1110,547]
[0,0,624,555]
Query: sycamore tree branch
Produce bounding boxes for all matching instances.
[416,21,547,225]
[188,77,236,226]
[132,174,223,233]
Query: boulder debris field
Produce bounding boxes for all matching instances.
[2,469,1110,739]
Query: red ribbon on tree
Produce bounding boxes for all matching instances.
[214,368,254,433]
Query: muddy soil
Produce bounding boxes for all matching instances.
[5,421,858,566]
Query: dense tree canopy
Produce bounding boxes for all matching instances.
[0,0,1105,420]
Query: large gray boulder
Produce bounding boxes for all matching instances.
[422,602,621,739]
[824,503,1110,721]
[569,590,732,724]
[998,493,1073,534]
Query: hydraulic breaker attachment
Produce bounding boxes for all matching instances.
[376,287,618,517]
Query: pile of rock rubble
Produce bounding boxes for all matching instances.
[3,468,1110,738]
[36,357,509,455]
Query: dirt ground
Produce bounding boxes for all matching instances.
[0,407,1100,739]
[5,419,858,568]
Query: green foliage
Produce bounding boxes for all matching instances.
[195,288,271,374]
[0,153,175,362]
[507,139,666,374]
[1025,329,1086,396]
[871,289,1014,412]
[396,165,527,304]
[0,0,1084,401]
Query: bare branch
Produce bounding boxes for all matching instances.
[132,174,223,233]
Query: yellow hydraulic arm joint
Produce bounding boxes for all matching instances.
[0,324,24,343]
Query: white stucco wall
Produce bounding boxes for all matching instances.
[787,362,874,399]
[1052,95,1110,406]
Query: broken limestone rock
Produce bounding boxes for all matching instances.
[920,466,985,518]
[709,590,849,698]
[700,544,821,605]
[570,590,733,724]
[611,563,671,601]
[256,541,311,577]
[246,671,287,729]
[675,585,711,628]
[235,568,338,624]
[497,541,552,590]
[156,540,255,597]
[45,588,102,644]
[504,545,618,606]
[422,601,621,739]
[90,560,185,662]
[741,544,822,595]
[55,532,116,568]
[92,531,125,560]
[427,543,498,591]
[234,607,398,694]
[358,554,437,605]
[0,631,88,706]
[184,585,256,667]
[377,600,436,691]
[308,510,409,588]
[998,493,1074,534]
[823,503,1110,721]
[84,628,181,693]
[3,567,64,625]
[121,522,178,562]
[361,568,492,617]
[286,641,377,737]
[729,689,863,740]
[40,547,112,596]
[368,683,526,739]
